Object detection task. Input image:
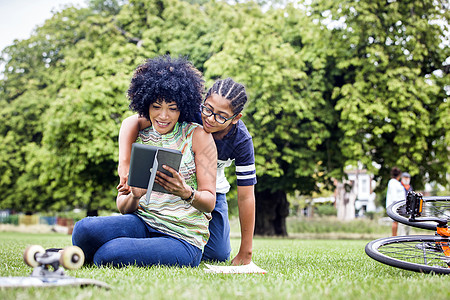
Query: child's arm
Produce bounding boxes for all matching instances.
[231,185,255,265]
[117,115,151,193]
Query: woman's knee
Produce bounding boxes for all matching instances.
[72,217,100,246]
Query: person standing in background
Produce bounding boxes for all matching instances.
[386,167,405,236]
[401,172,413,197]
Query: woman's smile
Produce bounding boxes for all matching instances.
[155,120,171,127]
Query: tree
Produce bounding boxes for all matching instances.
[0,0,447,236]
[308,0,450,193]
[204,4,344,235]
[0,0,221,213]
[0,6,95,212]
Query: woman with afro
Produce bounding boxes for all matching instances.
[72,56,217,267]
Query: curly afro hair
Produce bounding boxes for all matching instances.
[127,55,204,123]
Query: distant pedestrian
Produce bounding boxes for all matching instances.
[386,167,405,236]
[400,172,413,197]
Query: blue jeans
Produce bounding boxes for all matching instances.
[202,193,231,262]
[72,214,202,267]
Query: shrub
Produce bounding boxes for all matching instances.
[315,204,337,216]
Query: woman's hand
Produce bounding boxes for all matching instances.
[155,165,192,199]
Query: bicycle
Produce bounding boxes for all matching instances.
[365,191,450,274]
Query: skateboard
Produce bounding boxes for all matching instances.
[0,245,110,289]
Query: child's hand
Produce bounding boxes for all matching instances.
[117,165,131,194]
[131,186,146,199]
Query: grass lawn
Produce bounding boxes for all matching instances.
[0,231,448,300]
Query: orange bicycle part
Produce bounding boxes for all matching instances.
[436,227,450,257]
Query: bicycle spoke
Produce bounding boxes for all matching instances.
[378,240,450,269]
[424,201,450,219]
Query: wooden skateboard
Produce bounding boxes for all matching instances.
[0,245,110,289]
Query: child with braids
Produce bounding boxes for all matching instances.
[118,78,256,266]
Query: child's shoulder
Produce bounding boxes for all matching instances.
[234,120,252,141]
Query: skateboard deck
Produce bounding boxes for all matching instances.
[1,245,110,289]
[0,276,110,289]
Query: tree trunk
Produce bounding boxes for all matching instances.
[335,180,356,221]
[255,189,289,236]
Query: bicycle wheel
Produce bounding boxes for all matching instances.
[365,235,450,274]
[387,196,450,230]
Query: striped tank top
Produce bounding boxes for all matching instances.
[134,122,211,250]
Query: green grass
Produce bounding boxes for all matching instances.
[0,232,449,300]
[286,216,391,234]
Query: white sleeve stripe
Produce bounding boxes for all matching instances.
[237,174,257,180]
[235,164,255,172]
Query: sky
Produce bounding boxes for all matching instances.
[0,0,87,52]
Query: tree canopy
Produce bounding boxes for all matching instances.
[0,0,448,228]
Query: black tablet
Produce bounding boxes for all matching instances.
[127,143,183,202]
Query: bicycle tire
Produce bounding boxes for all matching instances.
[387,196,450,230]
[365,235,450,274]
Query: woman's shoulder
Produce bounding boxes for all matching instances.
[180,121,208,140]
[180,121,202,134]
[188,123,215,153]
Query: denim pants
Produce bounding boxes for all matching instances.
[72,214,202,267]
[202,193,231,262]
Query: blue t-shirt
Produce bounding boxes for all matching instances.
[214,120,257,193]
[194,112,257,193]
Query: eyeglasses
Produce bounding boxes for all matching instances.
[201,104,237,124]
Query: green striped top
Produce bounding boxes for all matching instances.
[134,122,211,250]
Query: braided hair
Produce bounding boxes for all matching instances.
[205,78,248,114]
[128,55,204,123]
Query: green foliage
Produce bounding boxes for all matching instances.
[204,4,343,195]
[315,204,337,217]
[286,216,391,234]
[0,214,18,225]
[309,0,450,192]
[0,0,448,215]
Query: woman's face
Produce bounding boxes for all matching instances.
[201,93,240,134]
[149,100,180,135]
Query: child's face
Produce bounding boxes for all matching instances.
[149,100,180,135]
[201,93,241,134]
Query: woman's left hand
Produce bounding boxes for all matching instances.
[155,165,191,199]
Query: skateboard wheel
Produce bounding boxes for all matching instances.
[60,246,85,270]
[23,245,45,267]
